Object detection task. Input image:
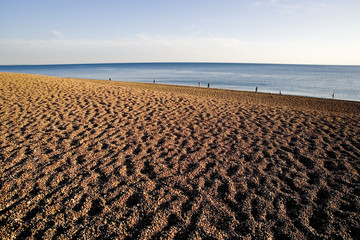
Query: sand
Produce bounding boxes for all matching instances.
[0,72,359,239]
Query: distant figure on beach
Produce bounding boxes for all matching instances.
[208,83,210,88]
[153,79,156,84]
[255,86,258,93]
[332,93,335,99]
[198,82,200,87]
[109,78,111,81]
[279,90,282,95]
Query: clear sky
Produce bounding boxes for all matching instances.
[1,0,359,65]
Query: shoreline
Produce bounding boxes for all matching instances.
[77,76,360,116]
[1,62,359,102]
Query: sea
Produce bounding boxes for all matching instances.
[1,63,359,101]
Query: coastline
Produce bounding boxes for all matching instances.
[1,72,359,239]
[1,62,360,102]
[82,76,360,116]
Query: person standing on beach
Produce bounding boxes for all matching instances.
[255,86,258,93]
[153,79,156,84]
[332,93,335,99]
[198,82,200,87]
[208,83,210,88]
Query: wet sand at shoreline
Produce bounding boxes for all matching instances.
[1,72,359,239]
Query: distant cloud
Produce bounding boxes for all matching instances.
[0,36,250,64]
[51,30,64,38]
[1,34,359,65]
[136,33,153,41]
[181,25,203,37]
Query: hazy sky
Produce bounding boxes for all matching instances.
[1,0,359,65]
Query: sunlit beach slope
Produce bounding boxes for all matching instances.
[1,72,359,239]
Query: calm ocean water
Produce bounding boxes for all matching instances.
[1,63,359,101]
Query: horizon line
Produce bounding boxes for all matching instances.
[1,61,359,67]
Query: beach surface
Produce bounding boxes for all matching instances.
[1,72,359,239]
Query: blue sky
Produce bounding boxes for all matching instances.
[1,0,359,65]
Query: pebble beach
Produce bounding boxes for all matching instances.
[1,72,360,239]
